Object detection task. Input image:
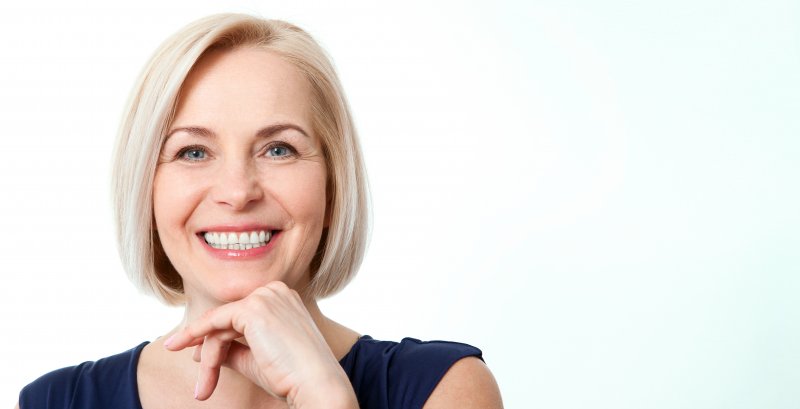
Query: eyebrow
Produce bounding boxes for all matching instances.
[165,123,310,140]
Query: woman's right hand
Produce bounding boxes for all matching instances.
[164,281,358,408]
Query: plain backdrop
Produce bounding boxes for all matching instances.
[1,1,798,408]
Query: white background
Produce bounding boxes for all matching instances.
[1,1,798,408]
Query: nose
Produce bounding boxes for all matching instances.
[210,158,264,211]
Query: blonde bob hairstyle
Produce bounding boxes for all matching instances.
[112,13,369,305]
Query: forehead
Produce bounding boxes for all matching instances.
[171,46,314,131]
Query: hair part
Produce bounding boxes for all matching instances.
[112,13,369,305]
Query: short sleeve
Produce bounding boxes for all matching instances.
[19,365,84,409]
[391,338,484,408]
[340,336,483,409]
[18,342,148,409]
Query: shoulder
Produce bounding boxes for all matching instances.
[340,336,490,409]
[423,356,503,408]
[19,342,148,409]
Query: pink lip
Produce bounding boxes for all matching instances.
[197,229,281,260]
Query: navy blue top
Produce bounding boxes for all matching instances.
[20,335,482,409]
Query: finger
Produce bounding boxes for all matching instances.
[165,303,249,351]
[264,281,305,309]
[222,341,287,401]
[221,341,254,381]
[192,345,201,362]
[166,285,303,352]
[165,324,241,352]
[195,335,232,401]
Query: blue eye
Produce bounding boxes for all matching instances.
[266,145,294,158]
[178,146,207,161]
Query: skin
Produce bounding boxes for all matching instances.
[144,46,356,408]
[16,45,503,409]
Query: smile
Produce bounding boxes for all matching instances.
[201,230,277,250]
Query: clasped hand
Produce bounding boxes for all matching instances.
[164,281,356,407]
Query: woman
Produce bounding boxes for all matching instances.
[18,14,502,408]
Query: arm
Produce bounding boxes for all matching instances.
[423,357,503,409]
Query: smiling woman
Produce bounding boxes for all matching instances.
[16,13,502,409]
[153,48,329,308]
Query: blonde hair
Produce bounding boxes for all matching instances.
[112,13,369,305]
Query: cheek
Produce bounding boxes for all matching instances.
[152,167,202,232]
[262,163,328,225]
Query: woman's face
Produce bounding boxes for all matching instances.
[153,46,327,304]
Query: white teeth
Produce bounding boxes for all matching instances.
[202,230,272,249]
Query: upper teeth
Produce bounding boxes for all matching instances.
[203,230,271,250]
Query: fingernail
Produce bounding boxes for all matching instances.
[194,380,199,399]
[164,335,175,348]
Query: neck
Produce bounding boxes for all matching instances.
[145,293,357,406]
[171,290,359,361]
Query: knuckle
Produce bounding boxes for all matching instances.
[252,286,272,299]
[183,324,199,337]
[204,334,219,346]
[200,308,215,321]
[245,292,266,309]
[288,288,302,301]
[199,361,220,370]
[266,280,289,292]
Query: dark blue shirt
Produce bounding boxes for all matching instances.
[20,335,482,409]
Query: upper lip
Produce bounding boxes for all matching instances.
[197,224,281,233]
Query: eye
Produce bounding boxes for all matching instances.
[177,145,207,161]
[265,143,296,159]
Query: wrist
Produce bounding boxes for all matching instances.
[288,370,358,409]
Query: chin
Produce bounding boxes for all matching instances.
[208,275,309,303]
[205,276,275,303]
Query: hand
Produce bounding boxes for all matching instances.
[164,281,357,408]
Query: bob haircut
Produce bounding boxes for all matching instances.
[112,13,369,305]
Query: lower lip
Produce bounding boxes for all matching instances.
[198,232,280,260]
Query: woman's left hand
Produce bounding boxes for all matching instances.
[163,281,357,408]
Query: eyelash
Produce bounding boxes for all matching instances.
[174,142,298,162]
[263,142,298,159]
[175,144,207,161]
